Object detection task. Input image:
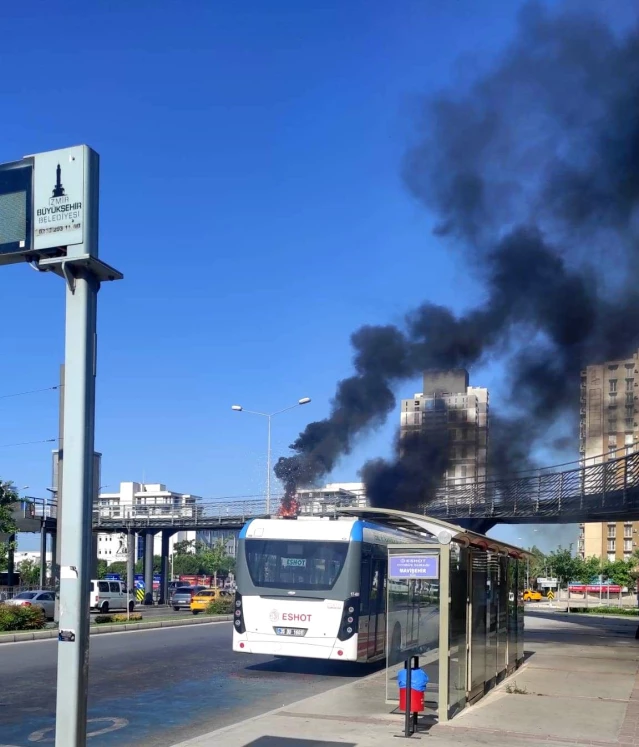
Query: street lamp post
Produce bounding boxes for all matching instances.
[232,398,311,515]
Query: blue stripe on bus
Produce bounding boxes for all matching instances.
[239,519,254,539]
[350,521,364,542]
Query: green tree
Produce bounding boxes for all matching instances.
[170,541,235,578]
[18,558,40,585]
[173,540,196,556]
[526,545,547,582]
[0,479,18,534]
[0,479,18,572]
[106,561,128,578]
[574,556,602,584]
[96,559,109,579]
[546,547,578,587]
[603,558,635,589]
[172,553,203,576]
[196,541,235,576]
[134,555,162,574]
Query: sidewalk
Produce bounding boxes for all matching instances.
[172,611,639,747]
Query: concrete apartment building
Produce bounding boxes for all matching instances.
[400,370,489,486]
[579,350,639,562]
[96,482,199,564]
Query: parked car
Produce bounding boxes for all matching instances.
[4,590,55,620]
[90,579,135,613]
[522,589,542,602]
[171,585,207,611]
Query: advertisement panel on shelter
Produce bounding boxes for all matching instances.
[387,551,440,667]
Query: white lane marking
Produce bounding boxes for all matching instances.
[28,717,129,742]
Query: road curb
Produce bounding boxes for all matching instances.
[527,608,639,621]
[0,614,232,644]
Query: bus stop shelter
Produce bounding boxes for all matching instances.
[338,507,529,724]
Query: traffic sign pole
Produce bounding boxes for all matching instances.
[0,145,123,747]
[55,265,99,746]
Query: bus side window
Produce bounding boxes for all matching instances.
[360,552,372,617]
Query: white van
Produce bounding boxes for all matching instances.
[90,580,135,613]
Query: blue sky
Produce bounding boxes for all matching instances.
[1,0,586,552]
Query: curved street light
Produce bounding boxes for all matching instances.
[231,398,311,514]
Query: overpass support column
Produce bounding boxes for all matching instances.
[49,530,57,586]
[144,530,156,605]
[90,532,99,580]
[39,525,48,587]
[127,529,135,602]
[7,533,15,586]
[159,530,173,605]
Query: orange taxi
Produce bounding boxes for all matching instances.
[190,588,232,614]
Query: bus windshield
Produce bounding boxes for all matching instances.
[245,539,349,591]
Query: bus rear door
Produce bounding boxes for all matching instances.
[368,559,386,659]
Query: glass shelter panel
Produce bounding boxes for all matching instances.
[497,555,508,679]
[486,553,499,687]
[469,550,487,701]
[448,544,468,718]
[507,557,518,672]
[386,547,440,707]
[516,560,525,664]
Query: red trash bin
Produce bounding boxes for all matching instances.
[399,687,425,713]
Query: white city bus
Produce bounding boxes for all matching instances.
[232,516,434,663]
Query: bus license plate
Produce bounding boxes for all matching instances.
[274,627,307,637]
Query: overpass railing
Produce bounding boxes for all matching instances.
[28,497,269,529]
[425,450,639,521]
[27,449,639,529]
[92,499,268,528]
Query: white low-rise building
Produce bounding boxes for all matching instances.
[96,482,199,564]
[14,551,52,567]
[296,482,368,515]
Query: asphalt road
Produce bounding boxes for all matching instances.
[0,621,381,746]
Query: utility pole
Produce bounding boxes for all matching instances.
[266,415,271,515]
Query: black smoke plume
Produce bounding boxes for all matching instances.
[274,2,639,511]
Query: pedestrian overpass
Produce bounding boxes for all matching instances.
[9,449,639,589]
[424,450,639,533]
[13,449,639,536]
